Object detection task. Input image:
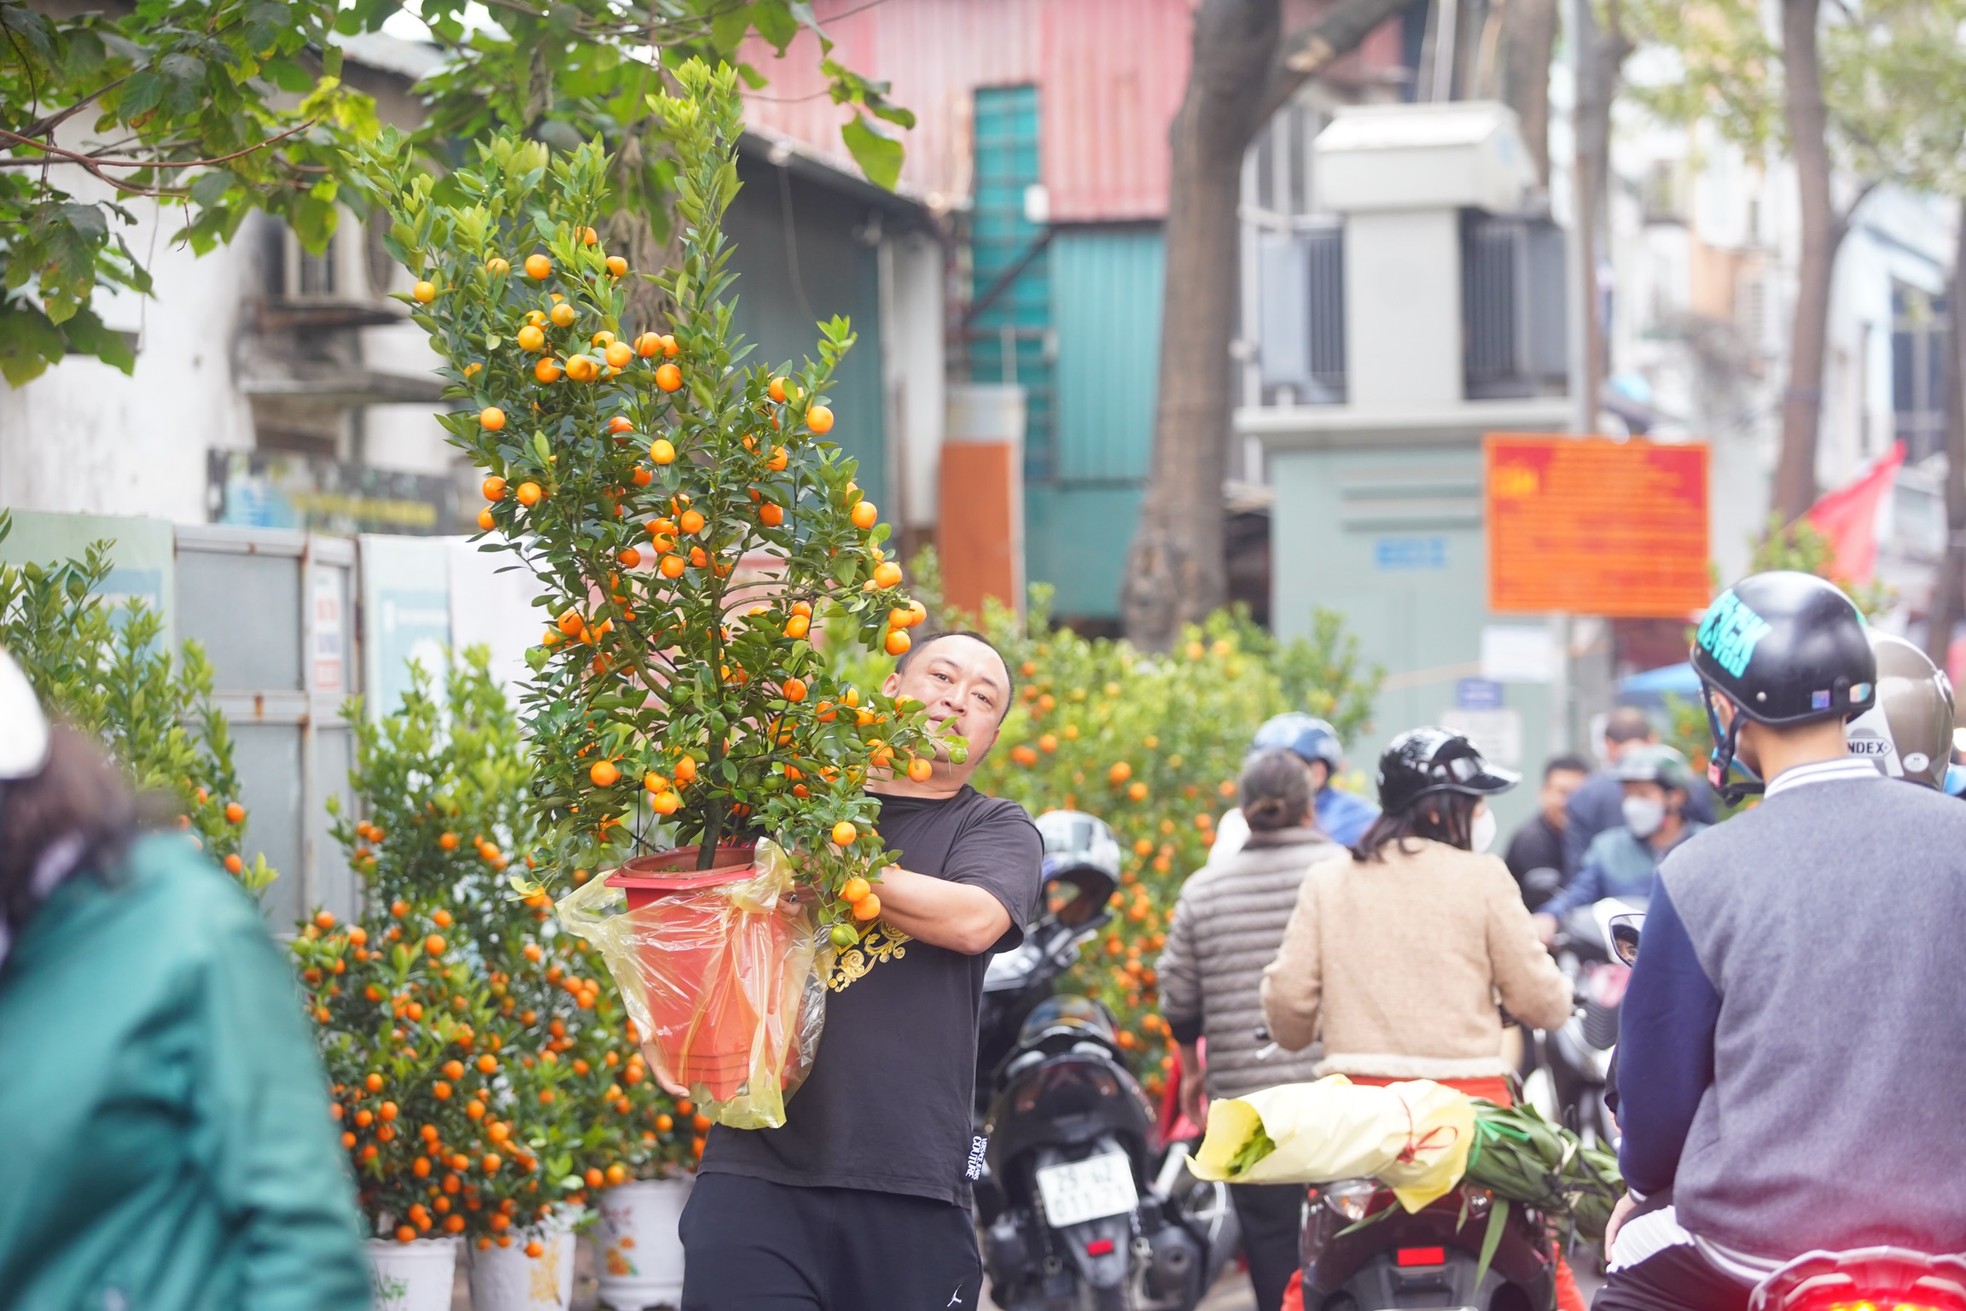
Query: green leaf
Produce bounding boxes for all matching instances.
[840,115,903,191]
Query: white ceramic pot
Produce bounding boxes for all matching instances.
[366,1236,459,1311]
[593,1178,693,1310]
[468,1214,580,1311]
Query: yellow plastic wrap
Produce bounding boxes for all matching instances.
[1191,1075,1477,1211]
[556,839,829,1130]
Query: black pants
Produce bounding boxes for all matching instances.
[1230,1182,1305,1311]
[1592,1195,1751,1311]
[680,1171,983,1310]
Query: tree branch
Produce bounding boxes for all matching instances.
[0,118,320,173]
[1260,0,1419,121]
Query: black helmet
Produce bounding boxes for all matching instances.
[1691,572,1875,725]
[1376,727,1519,815]
[1691,572,1876,800]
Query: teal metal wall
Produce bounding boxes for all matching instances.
[723,154,887,507]
[969,85,1054,480]
[1026,228,1164,620]
[1268,440,1560,834]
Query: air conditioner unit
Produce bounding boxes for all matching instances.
[1462,212,1568,400]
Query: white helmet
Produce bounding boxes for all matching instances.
[1,645,52,782]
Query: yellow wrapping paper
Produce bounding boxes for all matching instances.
[1190,1075,1477,1211]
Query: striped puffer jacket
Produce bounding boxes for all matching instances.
[1156,828,1337,1099]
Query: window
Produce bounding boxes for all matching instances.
[1892,282,1950,464]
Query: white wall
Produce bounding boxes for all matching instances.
[881,230,946,532]
[0,197,260,523]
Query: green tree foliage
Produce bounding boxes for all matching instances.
[0,512,274,894]
[0,0,909,382]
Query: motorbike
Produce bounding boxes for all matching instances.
[1296,1176,1559,1311]
[1604,918,1966,1311]
[975,866,1239,1311]
[1525,895,1644,1149]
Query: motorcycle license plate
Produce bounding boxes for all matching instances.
[1036,1153,1138,1228]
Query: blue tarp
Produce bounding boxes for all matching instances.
[1619,662,1703,698]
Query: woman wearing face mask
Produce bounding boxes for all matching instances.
[1261,727,1572,1105]
[1532,744,1705,944]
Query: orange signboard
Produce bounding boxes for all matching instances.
[1485,434,1710,618]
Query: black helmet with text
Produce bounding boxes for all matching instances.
[1689,571,1876,803]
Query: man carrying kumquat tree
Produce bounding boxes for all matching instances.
[682,630,1042,1311]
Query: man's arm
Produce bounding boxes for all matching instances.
[1537,845,1606,925]
[1616,879,1721,1198]
[876,865,1014,954]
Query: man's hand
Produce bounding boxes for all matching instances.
[1534,912,1559,946]
[1603,1192,1640,1255]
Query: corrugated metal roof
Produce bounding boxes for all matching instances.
[740,0,1196,221]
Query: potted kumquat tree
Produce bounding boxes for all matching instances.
[354,59,943,1127]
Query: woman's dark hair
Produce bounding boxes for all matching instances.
[1,726,137,935]
[1351,789,1478,862]
[1240,749,1312,833]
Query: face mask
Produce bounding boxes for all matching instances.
[1469,807,1497,854]
[1622,796,1666,838]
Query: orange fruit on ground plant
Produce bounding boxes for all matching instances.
[831,821,858,847]
[608,414,634,434]
[565,354,599,383]
[590,760,621,788]
[524,253,552,279]
[784,614,810,640]
[516,482,543,507]
[759,502,784,527]
[606,255,628,277]
[885,630,911,657]
[852,893,882,921]
[679,509,705,534]
[908,757,935,783]
[673,756,697,783]
[651,790,680,815]
[480,407,506,431]
[477,506,497,530]
[412,280,437,303]
[482,476,507,501]
[782,677,807,703]
[873,561,902,589]
[605,341,633,368]
[534,357,563,384]
[618,547,642,568]
[650,438,676,465]
[769,376,788,403]
[655,363,682,392]
[659,554,685,579]
[225,802,246,823]
[807,404,835,434]
[634,332,662,358]
[517,324,546,352]
[487,256,510,275]
[425,934,446,956]
[841,876,871,904]
[223,854,243,875]
[851,501,879,531]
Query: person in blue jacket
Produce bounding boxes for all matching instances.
[1600,573,1966,1311]
[1209,714,1380,858]
[1533,744,1704,942]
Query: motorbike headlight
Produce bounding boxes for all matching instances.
[1321,1178,1379,1223]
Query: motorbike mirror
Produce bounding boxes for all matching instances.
[1044,864,1118,928]
[1609,913,1644,967]
[1521,866,1563,905]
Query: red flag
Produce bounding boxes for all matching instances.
[1806,441,1905,584]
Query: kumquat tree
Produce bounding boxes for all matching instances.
[352,59,939,947]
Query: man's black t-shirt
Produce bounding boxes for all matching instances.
[697,785,1042,1207]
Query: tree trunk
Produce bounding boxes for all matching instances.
[1771,0,1843,522]
[1498,0,1559,185]
[1120,0,1280,650]
[1121,0,1422,649]
[1923,198,1966,673]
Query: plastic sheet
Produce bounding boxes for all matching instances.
[1190,1075,1477,1211]
[557,839,828,1130]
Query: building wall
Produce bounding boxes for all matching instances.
[722,154,890,508]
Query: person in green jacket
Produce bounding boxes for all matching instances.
[0,645,370,1310]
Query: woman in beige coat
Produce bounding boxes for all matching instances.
[1261,726,1572,1099]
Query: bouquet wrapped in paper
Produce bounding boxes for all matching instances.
[1190,1075,1477,1211]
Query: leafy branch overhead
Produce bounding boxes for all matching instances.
[0,0,911,383]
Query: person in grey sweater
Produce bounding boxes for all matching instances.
[1603,572,1966,1311]
[1158,750,1338,1311]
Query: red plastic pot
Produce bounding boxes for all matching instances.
[605,845,795,1103]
